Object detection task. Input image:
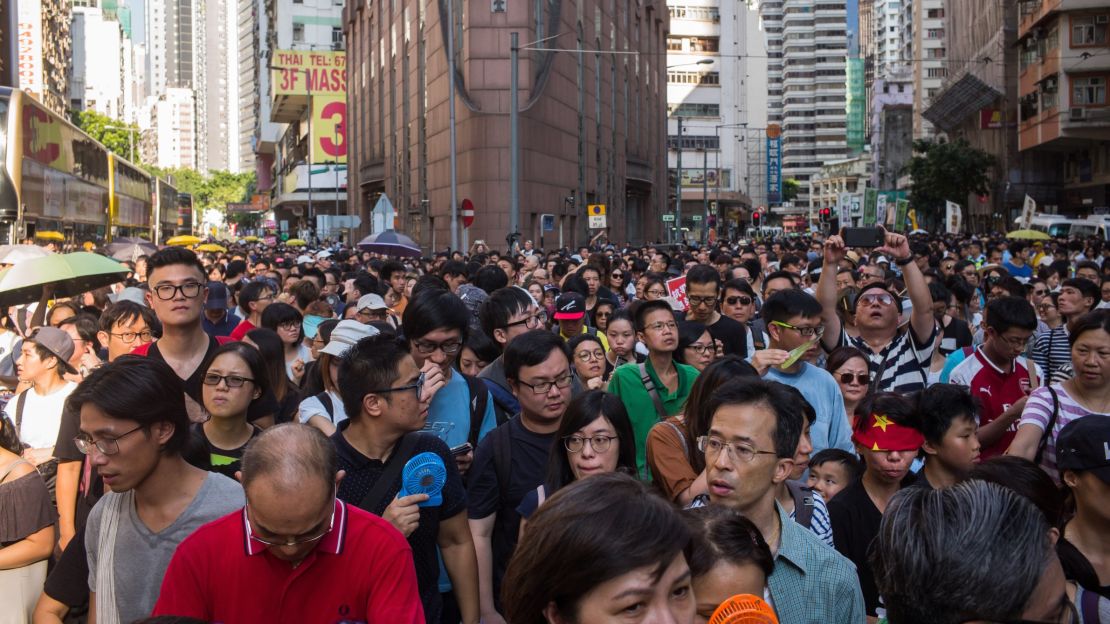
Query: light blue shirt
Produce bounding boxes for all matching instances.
[763,363,855,455]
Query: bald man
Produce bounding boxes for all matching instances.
[153,424,425,623]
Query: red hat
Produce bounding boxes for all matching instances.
[852,411,924,452]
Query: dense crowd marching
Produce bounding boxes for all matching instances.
[0,227,1108,624]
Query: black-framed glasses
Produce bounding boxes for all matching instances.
[645,289,667,297]
[724,295,753,306]
[246,492,337,548]
[74,425,146,456]
[109,330,153,344]
[202,373,255,388]
[516,374,573,395]
[687,295,718,308]
[152,282,204,301]
[413,339,462,356]
[278,320,301,331]
[505,309,548,330]
[368,372,425,396]
[686,343,715,355]
[564,434,618,453]
[837,372,870,386]
[697,435,778,464]
[771,320,825,338]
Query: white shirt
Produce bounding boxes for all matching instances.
[297,390,348,428]
[4,381,77,449]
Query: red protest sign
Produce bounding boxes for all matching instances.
[666,276,688,312]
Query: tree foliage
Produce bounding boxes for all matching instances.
[145,166,255,213]
[783,178,800,203]
[905,139,996,227]
[71,110,141,162]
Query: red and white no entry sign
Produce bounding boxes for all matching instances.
[461,198,475,228]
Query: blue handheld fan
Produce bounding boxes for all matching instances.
[398,452,447,507]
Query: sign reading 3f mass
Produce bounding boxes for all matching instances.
[766,124,783,204]
[272,50,347,96]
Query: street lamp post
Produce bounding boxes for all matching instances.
[103,124,138,162]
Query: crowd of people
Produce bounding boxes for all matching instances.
[0,227,1108,624]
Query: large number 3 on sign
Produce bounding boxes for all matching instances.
[319,100,347,159]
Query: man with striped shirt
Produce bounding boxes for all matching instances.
[816,229,937,394]
[1032,278,1098,385]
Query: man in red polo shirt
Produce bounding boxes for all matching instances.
[152,424,424,623]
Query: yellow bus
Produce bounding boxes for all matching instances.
[154,177,180,244]
[108,152,154,241]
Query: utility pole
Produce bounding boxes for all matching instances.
[510,32,519,251]
[447,0,459,252]
[675,117,682,245]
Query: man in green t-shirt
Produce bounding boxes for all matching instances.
[608,299,698,478]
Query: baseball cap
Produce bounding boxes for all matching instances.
[319,320,380,358]
[554,292,586,320]
[1056,417,1110,484]
[108,287,149,307]
[29,326,77,375]
[295,255,313,265]
[316,249,333,259]
[205,282,229,310]
[357,294,388,311]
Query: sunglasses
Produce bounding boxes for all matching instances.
[724,295,753,306]
[837,372,870,385]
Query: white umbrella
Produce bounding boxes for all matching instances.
[0,244,52,265]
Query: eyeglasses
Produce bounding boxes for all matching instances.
[368,372,425,396]
[697,435,778,464]
[997,334,1033,350]
[1037,303,1056,311]
[771,320,825,338]
[611,272,623,279]
[202,373,255,388]
[109,330,153,344]
[412,339,463,356]
[859,293,895,307]
[247,494,337,548]
[837,372,870,385]
[505,310,548,329]
[724,295,753,306]
[644,321,678,333]
[686,342,715,355]
[516,374,573,394]
[1033,289,1047,296]
[645,289,667,297]
[687,295,718,308]
[575,349,606,362]
[74,425,146,456]
[564,434,618,453]
[152,282,204,300]
[278,321,300,332]
[357,308,387,319]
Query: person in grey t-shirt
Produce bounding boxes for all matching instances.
[70,357,246,624]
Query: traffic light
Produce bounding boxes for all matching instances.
[752,211,762,226]
[819,208,831,222]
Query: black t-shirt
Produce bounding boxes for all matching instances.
[333,428,467,623]
[143,337,276,422]
[53,405,102,531]
[188,422,261,479]
[1058,535,1110,598]
[43,525,90,617]
[705,314,748,356]
[466,416,555,607]
[827,476,913,616]
[939,316,973,357]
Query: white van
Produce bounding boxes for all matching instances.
[1014,214,1110,241]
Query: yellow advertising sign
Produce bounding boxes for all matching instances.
[311,95,347,164]
[271,50,347,96]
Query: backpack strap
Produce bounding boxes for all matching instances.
[315,391,335,422]
[1034,386,1060,465]
[358,433,420,514]
[463,373,489,447]
[786,480,814,528]
[639,362,668,421]
[662,420,690,462]
[14,390,27,434]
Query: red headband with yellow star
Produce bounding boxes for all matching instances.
[852,412,924,452]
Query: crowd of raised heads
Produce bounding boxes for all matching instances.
[1,228,1108,624]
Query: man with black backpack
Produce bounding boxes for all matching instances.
[330,333,479,624]
[402,289,497,478]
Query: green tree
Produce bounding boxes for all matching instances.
[783,178,800,203]
[905,138,996,228]
[71,110,141,162]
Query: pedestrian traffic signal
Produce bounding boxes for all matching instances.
[752,211,762,226]
[819,208,831,222]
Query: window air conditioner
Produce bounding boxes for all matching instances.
[1070,107,1087,121]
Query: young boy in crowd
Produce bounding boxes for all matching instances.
[909,384,982,489]
[806,448,864,502]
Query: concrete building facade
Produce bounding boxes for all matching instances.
[760,0,850,213]
[142,87,198,169]
[808,151,871,216]
[11,0,71,115]
[1015,0,1110,215]
[870,67,913,190]
[343,0,669,249]
[70,4,125,119]
[912,0,947,139]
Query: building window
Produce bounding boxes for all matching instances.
[667,134,720,150]
[667,71,719,85]
[332,26,343,45]
[293,23,305,42]
[1072,76,1106,106]
[1071,15,1109,47]
[667,102,721,117]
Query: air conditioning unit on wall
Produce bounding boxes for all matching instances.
[1070,107,1087,121]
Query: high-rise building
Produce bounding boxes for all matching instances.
[344,0,668,247]
[142,87,198,168]
[911,0,946,139]
[869,66,913,190]
[760,0,850,214]
[1014,0,1110,215]
[236,0,259,173]
[12,0,71,115]
[203,0,240,171]
[70,3,125,119]
[667,0,766,240]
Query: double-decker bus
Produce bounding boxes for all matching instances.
[154,178,180,244]
[109,153,153,241]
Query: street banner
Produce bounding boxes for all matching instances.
[17,0,44,101]
[863,189,878,225]
[946,201,962,234]
[837,193,852,224]
[666,276,688,312]
[272,50,347,96]
[894,199,910,232]
[766,125,783,204]
[876,193,888,226]
[1021,194,1036,229]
